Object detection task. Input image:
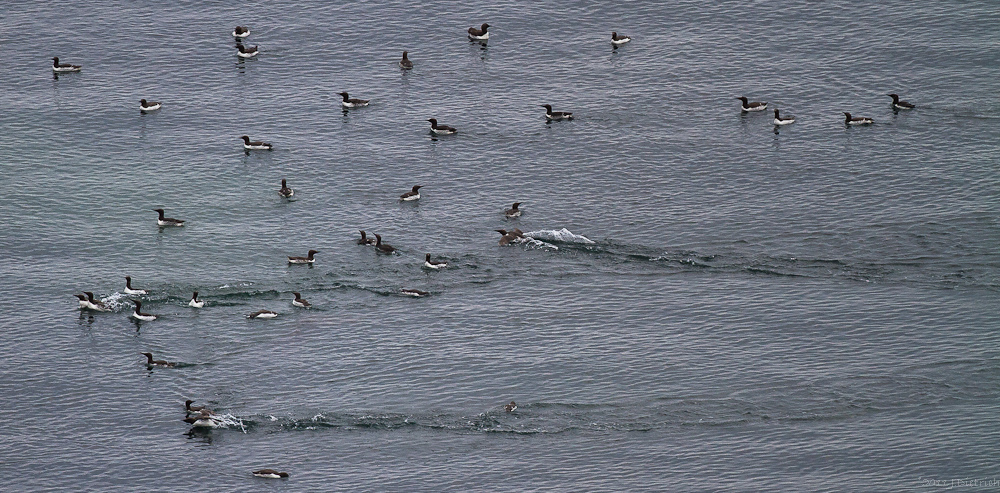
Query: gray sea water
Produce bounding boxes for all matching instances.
[1,0,999,491]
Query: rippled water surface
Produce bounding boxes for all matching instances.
[1,0,999,491]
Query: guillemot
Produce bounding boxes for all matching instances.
[252,469,289,479]
[843,112,874,125]
[504,401,517,412]
[248,309,278,319]
[505,202,522,218]
[185,399,211,413]
[51,57,82,72]
[400,185,422,201]
[84,292,110,311]
[141,352,174,367]
[737,96,767,112]
[374,234,395,254]
[541,104,573,121]
[773,109,795,125]
[338,92,370,108]
[887,93,915,110]
[139,99,161,112]
[236,43,259,57]
[188,291,204,308]
[424,254,447,269]
[495,229,524,246]
[131,299,157,321]
[399,51,413,69]
[401,288,429,297]
[357,230,376,245]
[468,23,490,40]
[611,32,631,46]
[184,410,219,427]
[153,208,185,227]
[124,276,148,295]
[427,118,457,135]
[74,294,89,309]
[232,26,250,38]
[291,292,311,308]
[279,179,293,198]
[287,250,319,264]
[241,135,272,150]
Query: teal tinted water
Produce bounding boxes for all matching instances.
[1,0,998,490]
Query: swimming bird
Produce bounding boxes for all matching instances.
[374,234,395,254]
[232,26,250,38]
[399,185,422,201]
[773,109,795,125]
[424,254,447,269]
[139,99,161,112]
[131,299,156,321]
[188,292,204,308]
[468,23,490,40]
[737,96,767,112]
[505,202,522,218]
[541,104,573,121]
[279,179,293,198]
[153,208,185,227]
[427,118,457,135]
[291,292,311,308]
[496,229,524,246]
[241,135,272,150]
[236,43,259,57]
[504,401,517,412]
[287,250,319,264]
[74,293,89,309]
[84,292,110,312]
[611,32,631,46]
[124,276,148,295]
[399,51,413,69]
[338,92,370,108]
[843,112,874,125]
[51,57,82,72]
[401,288,429,297]
[252,469,289,479]
[141,352,174,367]
[887,93,915,110]
[183,410,219,427]
[185,399,211,413]
[248,309,278,319]
[357,230,376,245]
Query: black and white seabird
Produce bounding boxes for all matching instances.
[401,288,429,297]
[611,32,631,46]
[252,469,289,479]
[241,135,272,150]
[232,26,250,38]
[357,230,376,245]
[541,104,573,121]
[843,112,874,125]
[131,299,157,321]
[248,309,278,319]
[74,293,89,309]
[505,202,522,218]
[400,185,422,201]
[184,410,219,427]
[291,292,311,308]
[374,234,395,254]
[141,352,174,367]
[287,250,319,264]
[496,229,524,246]
[338,92,370,108]
[236,43,259,57]
[773,109,795,125]
[189,291,204,308]
[84,292,110,312]
[427,118,457,135]
[52,57,82,72]
[504,401,517,412]
[153,208,185,227]
[737,96,767,112]
[424,254,447,269]
[279,179,294,198]
[139,99,161,112]
[887,93,915,110]
[124,276,148,295]
[185,399,212,413]
[399,51,413,69]
[468,23,490,40]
